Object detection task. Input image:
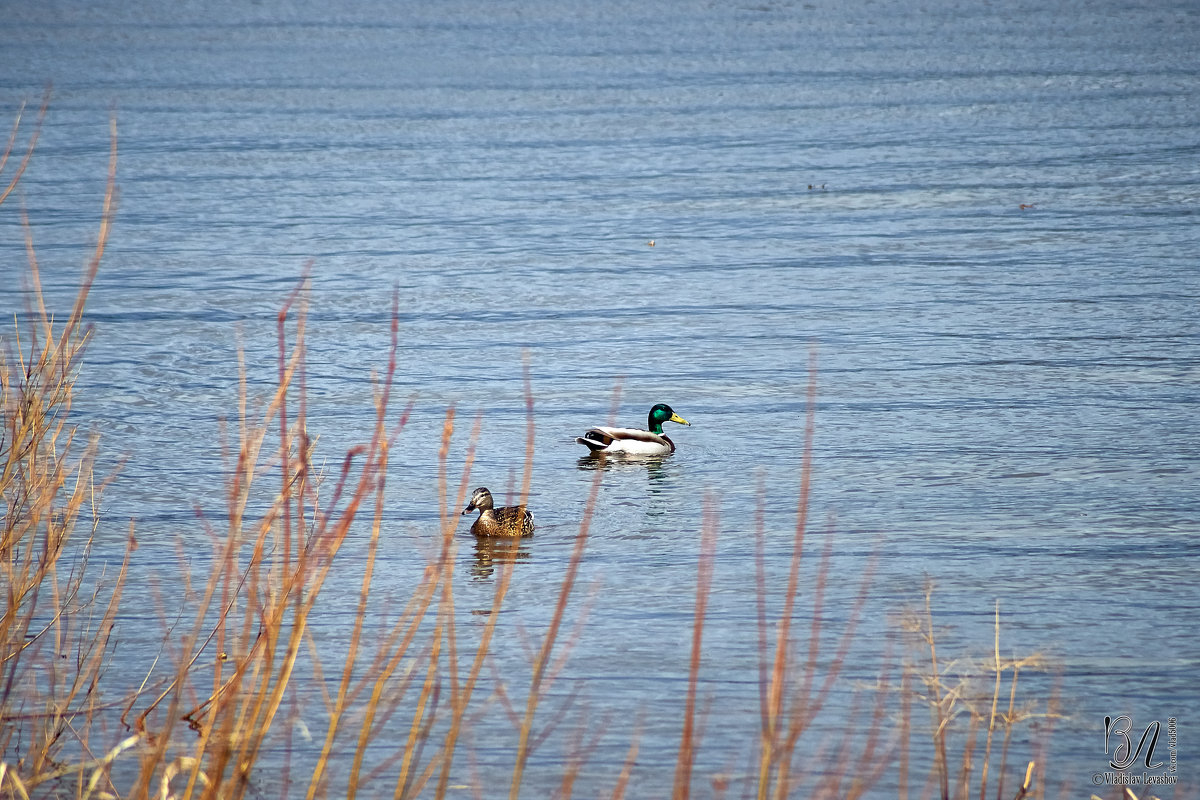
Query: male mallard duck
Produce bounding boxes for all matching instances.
[461,487,534,537]
[575,403,691,456]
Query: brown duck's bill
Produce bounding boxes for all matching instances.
[669,412,691,426]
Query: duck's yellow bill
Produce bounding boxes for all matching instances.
[670,413,691,426]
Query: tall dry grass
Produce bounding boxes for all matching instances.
[901,587,1057,800]
[1,98,1061,800]
[1,95,134,798]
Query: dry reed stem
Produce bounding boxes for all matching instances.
[777,551,883,800]
[230,287,368,797]
[345,497,452,793]
[1012,761,1034,800]
[781,532,879,773]
[842,640,903,800]
[923,584,952,800]
[505,384,616,800]
[0,87,49,207]
[432,359,536,799]
[305,422,387,795]
[904,585,1058,800]
[994,668,1017,800]
[2,102,127,792]
[980,601,1002,800]
[300,292,418,800]
[431,545,512,798]
[385,401,492,800]
[424,411,462,796]
[898,670,913,800]
[110,271,411,800]
[956,712,982,799]
[505,477,599,798]
[608,721,641,800]
[554,710,611,800]
[756,348,817,799]
[672,494,719,800]
[518,349,534,510]
[387,408,460,799]
[748,350,892,800]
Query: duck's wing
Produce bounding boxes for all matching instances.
[576,426,672,454]
[576,427,615,451]
[493,505,535,536]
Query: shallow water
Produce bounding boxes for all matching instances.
[2,0,1198,795]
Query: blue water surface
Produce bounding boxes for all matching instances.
[2,0,1198,795]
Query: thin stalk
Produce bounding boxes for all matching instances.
[507,384,615,800]
[925,587,951,800]
[435,366,534,798]
[305,439,388,800]
[757,349,818,800]
[0,87,49,206]
[609,723,641,800]
[993,665,1020,800]
[979,601,1002,800]
[672,495,718,800]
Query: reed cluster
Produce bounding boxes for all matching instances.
[1,100,1065,800]
[1,96,133,796]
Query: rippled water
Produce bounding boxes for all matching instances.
[3,0,1199,795]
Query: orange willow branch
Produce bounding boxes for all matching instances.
[757,347,818,799]
[0,86,50,207]
[672,494,718,800]
[507,384,617,800]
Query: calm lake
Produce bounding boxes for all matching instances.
[2,0,1198,795]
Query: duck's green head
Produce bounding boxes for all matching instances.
[648,403,690,435]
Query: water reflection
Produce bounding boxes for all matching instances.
[576,453,684,527]
[576,453,675,489]
[468,535,530,581]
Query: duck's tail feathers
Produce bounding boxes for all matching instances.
[576,429,613,451]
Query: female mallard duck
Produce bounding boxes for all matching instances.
[461,487,535,537]
[575,403,691,456]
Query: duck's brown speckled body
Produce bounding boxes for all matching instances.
[462,487,534,538]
